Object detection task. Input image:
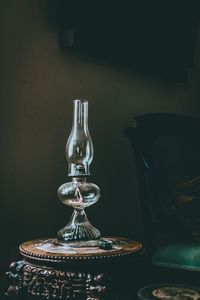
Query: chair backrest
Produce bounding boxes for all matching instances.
[124,113,200,253]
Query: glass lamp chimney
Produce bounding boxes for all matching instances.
[66,99,94,176]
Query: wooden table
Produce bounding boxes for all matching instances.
[6,237,143,300]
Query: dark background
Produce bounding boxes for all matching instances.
[57,0,199,82]
[1,0,200,280]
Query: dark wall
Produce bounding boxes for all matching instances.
[57,0,200,82]
[1,0,200,273]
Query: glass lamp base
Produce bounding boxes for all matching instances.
[57,209,101,242]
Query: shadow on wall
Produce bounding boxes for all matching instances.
[53,0,200,83]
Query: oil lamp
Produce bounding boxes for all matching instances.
[57,99,101,242]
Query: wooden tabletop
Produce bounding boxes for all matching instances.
[20,237,143,263]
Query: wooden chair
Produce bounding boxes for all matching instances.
[124,113,200,285]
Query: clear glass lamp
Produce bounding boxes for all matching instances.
[57,100,101,242]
